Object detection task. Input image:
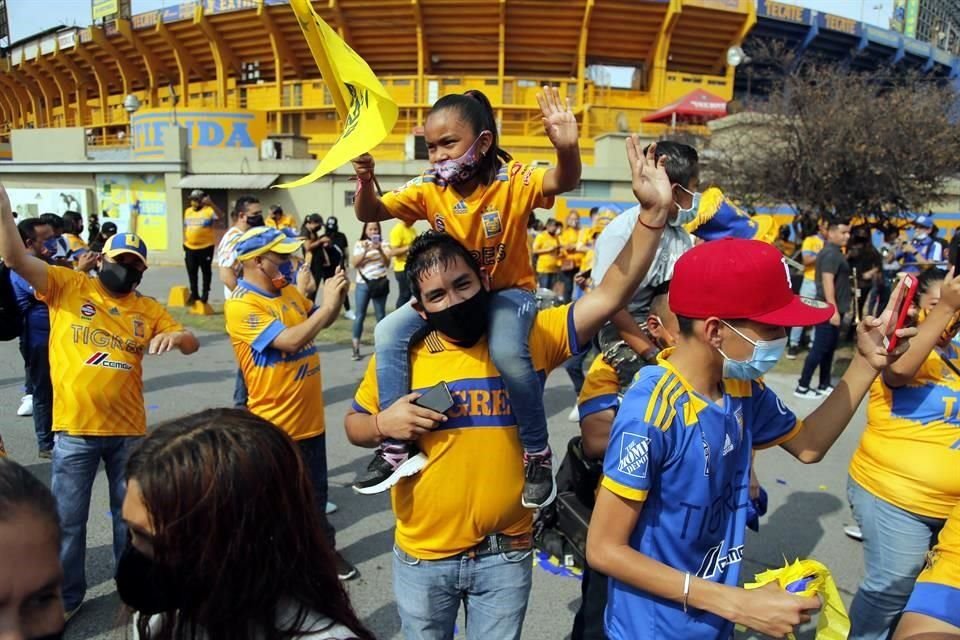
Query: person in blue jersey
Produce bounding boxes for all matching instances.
[586,238,917,640]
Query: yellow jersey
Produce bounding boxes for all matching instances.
[849,344,960,519]
[183,205,217,249]
[903,500,960,628]
[560,226,583,270]
[38,265,183,436]
[224,280,325,441]
[380,161,553,291]
[266,215,297,231]
[800,234,824,281]
[63,233,89,260]
[352,305,578,559]
[533,231,561,274]
[578,354,620,419]
[389,222,417,272]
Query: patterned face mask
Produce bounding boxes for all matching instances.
[433,131,490,184]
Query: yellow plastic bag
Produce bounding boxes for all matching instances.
[742,558,850,640]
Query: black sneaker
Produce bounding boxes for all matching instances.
[785,345,799,360]
[352,442,427,495]
[335,552,358,581]
[793,385,823,400]
[38,449,52,460]
[521,448,556,508]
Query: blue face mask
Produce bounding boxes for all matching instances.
[278,260,296,286]
[718,321,787,380]
[672,185,701,227]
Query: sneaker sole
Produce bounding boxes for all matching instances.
[521,478,558,509]
[338,568,359,581]
[352,453,428,495]
[793,392,822,399]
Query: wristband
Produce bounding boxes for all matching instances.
[374,412,385,439]
[682,572,691,613]
[637,216,666,231]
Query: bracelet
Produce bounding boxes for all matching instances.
[682,572,691,613]
[637,215,666,231]
[374,413,385,439]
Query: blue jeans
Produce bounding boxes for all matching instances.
[298,434,336,548]
[789,279,818,346]
[393,545,532,640]
[26,339,53,451]
[847,477,945,640]
[233,367,248,407]
[353,281,388,341]
[374,288,547,451]
[52,434,139,611]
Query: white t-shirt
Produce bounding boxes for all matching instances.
[217,226,245,299]
[137,604,359,639]
[352,240,390,283]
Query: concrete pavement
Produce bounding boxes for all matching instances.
[0,267,867,640]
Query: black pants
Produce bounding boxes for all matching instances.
[571,565,609,640]
[183,245,214,302]
[26,337,53,451]
[799,322,840,389]
[395,271,412,310]
[297,434,336,548]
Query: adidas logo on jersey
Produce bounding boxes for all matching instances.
[85,352,133,371]
[722,433,735,456]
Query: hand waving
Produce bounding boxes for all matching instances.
[626,137,673,225]
[537,86,579,151]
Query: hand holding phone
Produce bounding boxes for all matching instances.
[412,381,455,414]
[884,274,919,353]
[376,385,451,441]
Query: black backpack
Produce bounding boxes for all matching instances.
[0,262,24,341]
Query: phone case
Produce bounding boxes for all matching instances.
[885,275,918,352]
[413,381,455,414]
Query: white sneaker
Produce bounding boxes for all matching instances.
[325,501,338,515]
[793,386,823,400]
[844,525,864,541]
[567,405,580,422]
[17,394,33,417]
[343,310,356,320]
[819,385,835,394]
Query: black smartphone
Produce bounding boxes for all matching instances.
[412,381,455,414]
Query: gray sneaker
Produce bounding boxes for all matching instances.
[521,448,556,508]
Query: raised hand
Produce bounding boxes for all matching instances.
[855,289,918,370]
[537,85,579,151]
[322,267,348,306]
[939,267,960,311]
[626,137,673,224]
[351,154,376,182]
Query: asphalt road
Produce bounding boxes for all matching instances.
[0,267,867,640]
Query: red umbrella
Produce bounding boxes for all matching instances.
[642,89,728,125]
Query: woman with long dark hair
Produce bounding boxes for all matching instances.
[117,408,374,640]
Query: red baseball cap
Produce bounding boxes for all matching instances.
[669,238,834,327]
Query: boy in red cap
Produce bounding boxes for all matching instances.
[585,237,915,640]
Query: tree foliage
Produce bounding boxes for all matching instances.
[704,43,960,228]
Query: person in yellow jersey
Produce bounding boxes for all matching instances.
[223,226,355,579]
[787,216,827,358]
[533,218,563,291]
[559,210,585,302]
[266,204,297,231]
[61,211,89,265]
[182,189,222,305]
[388,219,417,309]
[847,267,960,640]
[894,501,960,639]
[351,86,582,507]
[344,137,675,640]
[0,183,200,620]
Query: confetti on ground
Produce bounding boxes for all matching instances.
[819,485,829,491]
[534,550,582,581]
[776,478,788,485]
[147,404,160,410]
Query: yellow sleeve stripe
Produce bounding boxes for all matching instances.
[601,476,649,502]
[655,379,687,431]
[644,372,677,423]
[652,377,683,427]
[754,419,805,450]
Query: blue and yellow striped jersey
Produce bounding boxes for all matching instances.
[903,500,960,628]
[352,304,579,560]
[600,348,801,640]
[849,343,960,519]
[224,279,325,441]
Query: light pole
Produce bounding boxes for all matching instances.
[123,94,141,148]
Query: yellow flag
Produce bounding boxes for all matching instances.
[279,0,399,189]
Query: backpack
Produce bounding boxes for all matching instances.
[0,262,24,341]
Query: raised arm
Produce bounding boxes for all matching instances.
[537,86,582,197]
[352,154,395,223]
[270,270,347,353]
[571,138,672,346]
[0,183,48,295]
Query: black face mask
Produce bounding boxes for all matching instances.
[98,261,143,295]
[115,542,184,615]
[424,287,490,347]
[245,214,264,228]
[326,220,339,233]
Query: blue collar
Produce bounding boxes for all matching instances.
[237,278,279,298]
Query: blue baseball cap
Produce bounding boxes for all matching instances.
[104,233,148,266]
[234,226,303,261]
[914,215,934,229]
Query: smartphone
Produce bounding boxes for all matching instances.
[413,381,455,414]
[884,274,919,352]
